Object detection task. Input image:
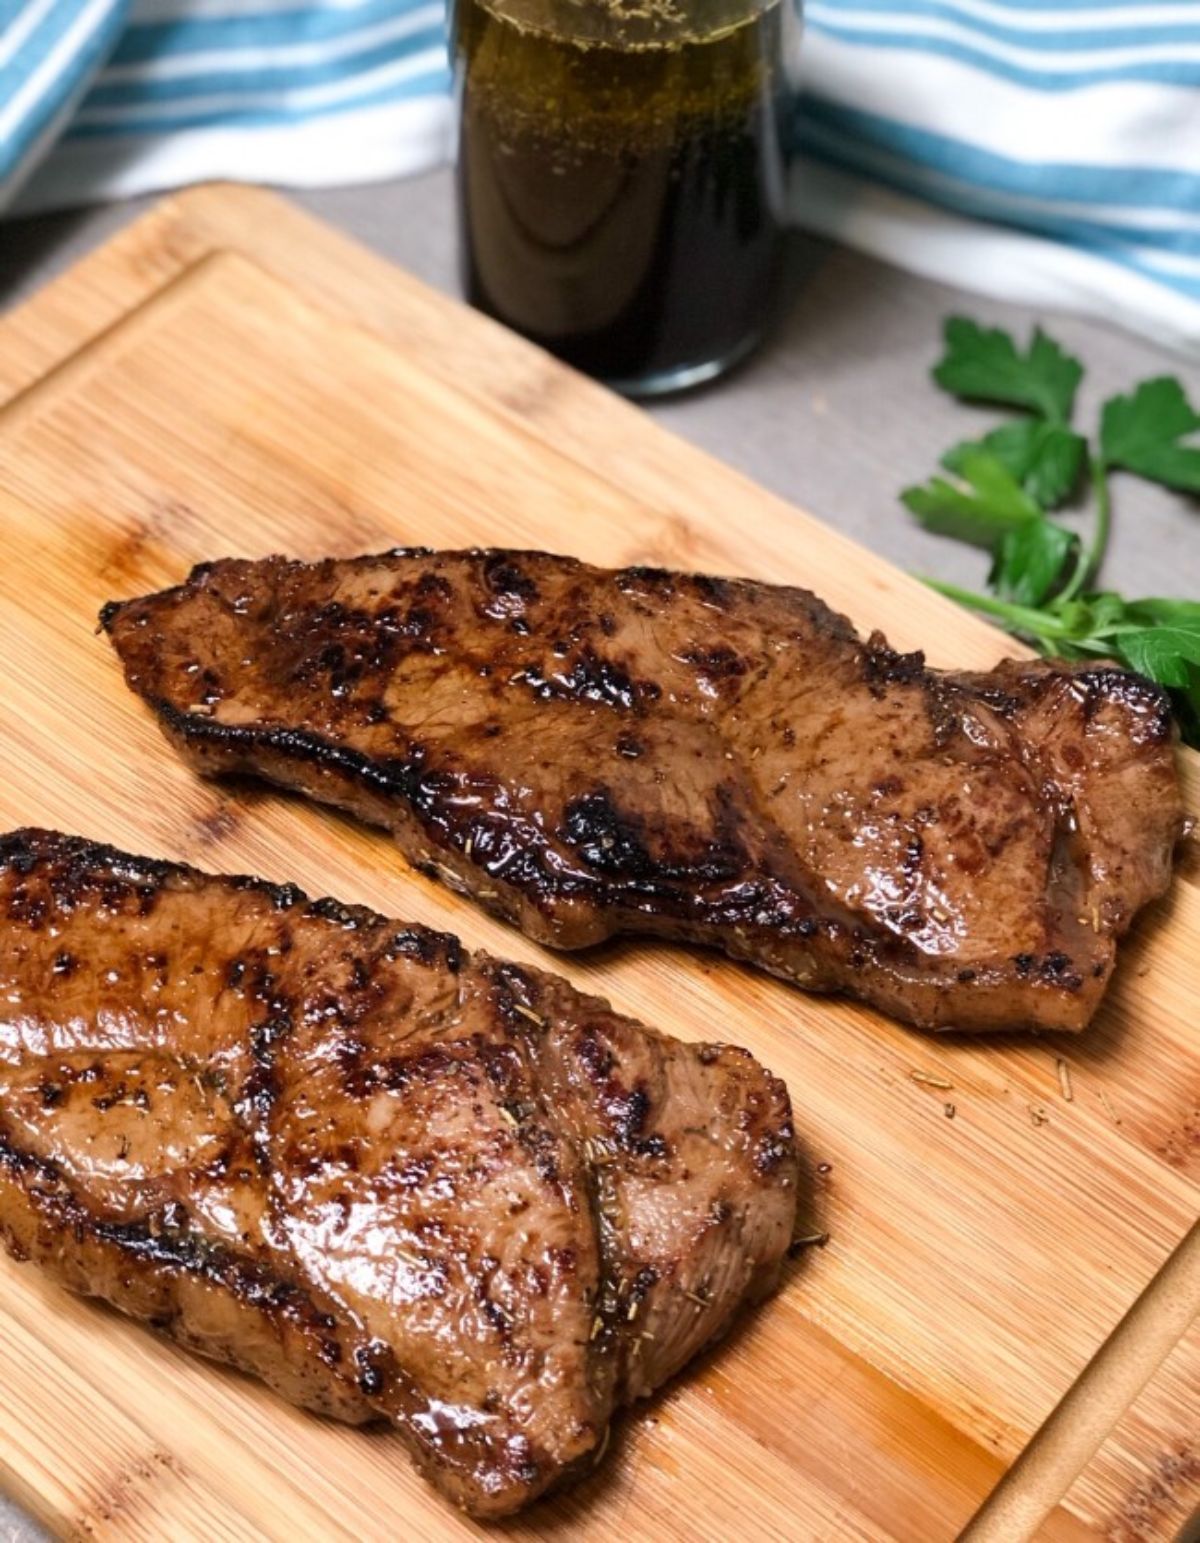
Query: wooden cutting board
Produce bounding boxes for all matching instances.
[0,186,1196,1543]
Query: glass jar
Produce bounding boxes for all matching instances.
[451,0,799,396]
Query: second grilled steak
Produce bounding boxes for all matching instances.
[0,829,797,1517]
[102,549,1184,1033]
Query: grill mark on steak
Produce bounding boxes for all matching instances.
[102,549,1185,1034]
[0,829,797,1518]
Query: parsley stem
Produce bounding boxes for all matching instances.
[1087,454,1112,580]
[1059,456,1112,603]
[922,577,1070,639]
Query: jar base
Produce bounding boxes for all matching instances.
[601,329,764,400]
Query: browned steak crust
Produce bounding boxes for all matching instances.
[0,829,797,1518]
[102,549,1184,1033]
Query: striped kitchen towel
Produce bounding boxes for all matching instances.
[3,1,1200,354]
[791,1,1200,353]
[1,1,452,214]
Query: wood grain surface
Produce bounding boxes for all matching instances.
[0,189,1195,1542]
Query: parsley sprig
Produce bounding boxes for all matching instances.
[902,317,1200,744]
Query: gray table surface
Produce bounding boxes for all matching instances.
[0,170,1198,1541]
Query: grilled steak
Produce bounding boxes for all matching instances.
[102,550,1184,1033]
[0,830,797,1517]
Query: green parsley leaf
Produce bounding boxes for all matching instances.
[990,518,1077,607]
[933,318,1083,423]
[1117,626,1200,688]
[1093,608,1200,741]
[1121,597,1200,629]
[901,448,1042,548]
[1099,377,1200,492]
[1074,591,1136,634]
[947,419,1087,509]
[906,315,1200,746]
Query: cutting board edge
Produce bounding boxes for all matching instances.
[0,249,244,443]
